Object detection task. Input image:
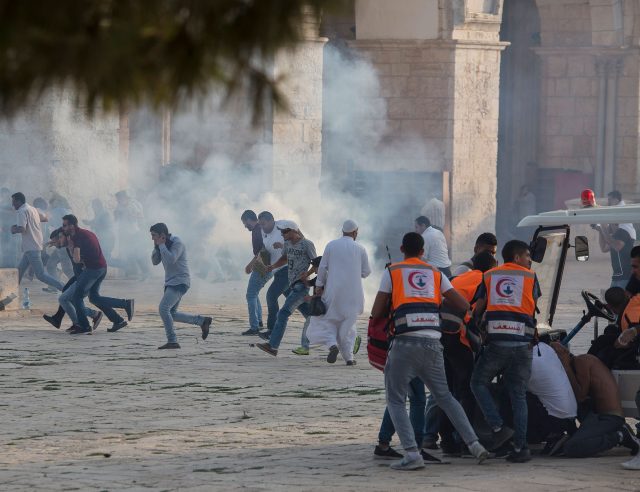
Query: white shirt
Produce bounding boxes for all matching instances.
[262,221,285,273]
[378,266,453,339]
[16,203,44,253]
[617,201,637,240]
[528,343,577,419]
[421,227,451,268]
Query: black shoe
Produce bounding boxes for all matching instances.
[107,320,128,332]
[201,317,212,340]
[505,447,531,463]
[70,326,91,334]
[421,437,439,450]
[346,360,357,366]
[420,449,448,464]
[242,328,260,336]
[43,314,61,329]
[256,342,278,356]
[373,445,403,460]
[440,442,462,457]
[158,342,181,349]
[489,426,514,451]
[327,345,339,364]
[541,433,568,456]
[67,325,82,334]
[258,330,271,341]
[620,424,640,455]
[125,299,135,321]
[92,312,104,331]
[259,321,264,328]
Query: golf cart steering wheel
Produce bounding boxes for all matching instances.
[581,290,616,322]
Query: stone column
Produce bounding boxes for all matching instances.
[271,22,327,198]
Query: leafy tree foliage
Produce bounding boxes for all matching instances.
[0,0,343,118]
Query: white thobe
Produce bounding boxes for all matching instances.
[306,236,371,361]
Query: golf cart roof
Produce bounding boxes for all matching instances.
[517,204,640,228]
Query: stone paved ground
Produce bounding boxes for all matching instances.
[1,257,639,491]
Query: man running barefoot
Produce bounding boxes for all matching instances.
[151,223,212,349]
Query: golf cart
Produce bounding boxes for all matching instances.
[518,204,640,419]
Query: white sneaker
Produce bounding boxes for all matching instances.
[622,453,640,470]
[390,455,425,470]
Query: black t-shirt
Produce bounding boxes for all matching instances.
[610,228,633,281]
[626,275,640,295]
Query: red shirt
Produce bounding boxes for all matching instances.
[71,227,107,269]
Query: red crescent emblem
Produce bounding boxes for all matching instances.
[495,278,515,298]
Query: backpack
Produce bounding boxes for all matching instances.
[367,316,393,371]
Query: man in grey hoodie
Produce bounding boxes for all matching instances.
[150,223,212,349]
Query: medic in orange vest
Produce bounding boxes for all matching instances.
[473,242,541,344]
[449,251,498,349]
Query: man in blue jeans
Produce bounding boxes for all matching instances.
[470,240,541,463]
[256,220,316,356]
[150,223,212,349]
[257,211,289,339]
[241,210,267,336]
[60,215,134,334]
[10,192,64,292]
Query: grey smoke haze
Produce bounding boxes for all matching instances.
[1,45,446,306]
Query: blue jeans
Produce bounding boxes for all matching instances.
[385,336,479,452]
[378,377,426,445]
[266,267,289,331]
[268,281,310,349]
[611,278,629,289]
[71,267,126,329]
[18,250,64,290]
[58,282,98,325]
[246,270,271,331]
[160,286,204,343]
[470,343,533,450]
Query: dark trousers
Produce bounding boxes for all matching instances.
[563,413,624,458]
[526,393,576,444]
[439,334,476,446]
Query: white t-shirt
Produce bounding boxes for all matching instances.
[261,221,285,273]
[16,203,43,253]
[421,227,451,268]
[378,266,453,339]
[528,342,577,419]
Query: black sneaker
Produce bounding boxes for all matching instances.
[346,360,357,366]
[420,449,449,464]
[421,437,439,450]
[124,299,135,321]
[258,330,271,341]
[43,314,61,329]
[242,328,260,336]
[327,345,339,364]
[541,433,568,456]
[259,321,264,328]
[489,426,514,451]
[256,342,278,356]
[620,424,640,455]
[158,342,181,349]
[70,326,91,334]
[108,320,128,332]
[92,312,104,331]
[374,445,403,460]
[440,442,462,458]
[200,317,212,340]
[505,447,531,463]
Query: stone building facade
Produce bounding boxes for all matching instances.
[2,0,640,259]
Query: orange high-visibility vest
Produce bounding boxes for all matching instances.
[450,269,484,349]
[621,295,640,331]
[483,263,537,343]
[389,257,442,335]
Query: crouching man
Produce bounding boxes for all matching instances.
[552,342,639,458]
[370,232,489,470]
[151,223,212,349]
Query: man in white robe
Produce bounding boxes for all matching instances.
[306,220,371,365]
